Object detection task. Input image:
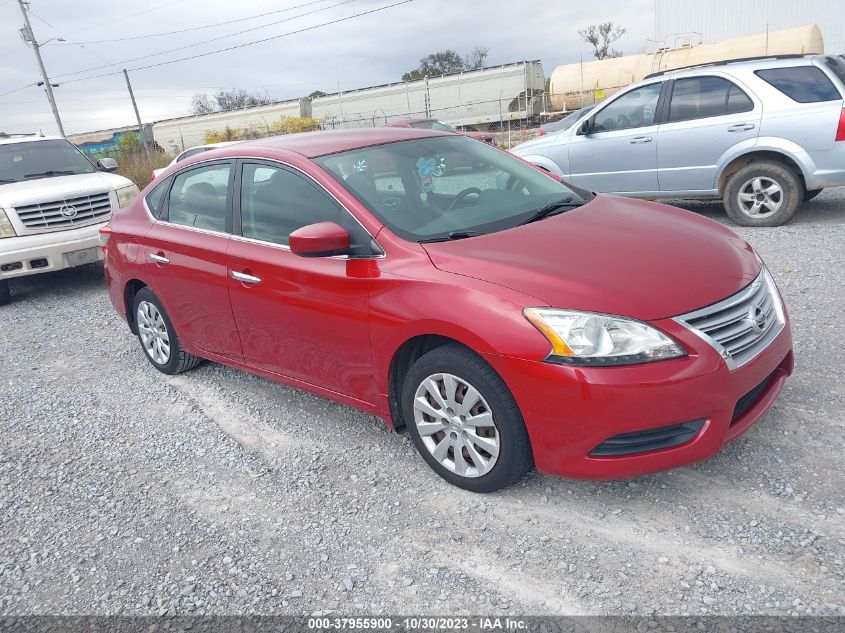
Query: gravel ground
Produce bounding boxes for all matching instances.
[1,189,844,617]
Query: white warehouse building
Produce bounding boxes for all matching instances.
[654,0,845,54]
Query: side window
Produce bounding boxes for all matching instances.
[755,67,841,103]
[165,163,231,232]
[727,83,754,114]
[144,177,170,218]
[240,164,342,246]
[592,83,662,132]
[668,77,754,122]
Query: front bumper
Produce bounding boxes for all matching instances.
[482,316,793,479]
[0,221,106,280]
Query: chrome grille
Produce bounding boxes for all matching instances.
[13,192,113,231]
[674,270,785,371]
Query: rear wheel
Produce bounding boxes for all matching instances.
[132,287,202,374]
[0,280,9,306]
[805,188,823,201]
[723,161,803,227]
[402,344,532,492]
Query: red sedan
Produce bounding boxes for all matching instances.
[384,118,497,145]
[101,128,793,492]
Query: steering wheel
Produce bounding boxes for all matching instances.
[616,114,631,129]
[447,187,482,212]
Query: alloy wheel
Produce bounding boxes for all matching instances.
[136,300,171,365]
[412,373,500,478]
[737,177,784,218]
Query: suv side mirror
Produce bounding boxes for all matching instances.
[97,157,118,172]
[576,119,592,136]
[289,222,350,258]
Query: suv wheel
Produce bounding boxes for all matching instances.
[402,344,532,493]
[723,161,803,227]
[132,287,202,375]
[0,280,10,306]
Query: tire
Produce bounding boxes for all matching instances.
[805,188,823,201]
[402,344,532,493]
[723,161,803,227]
[0,280,9,306]
[132,286,202,375]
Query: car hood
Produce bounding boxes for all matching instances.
[0,172,133,208]
[421,196,761,321]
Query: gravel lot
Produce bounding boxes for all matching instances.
[1,190,844,617]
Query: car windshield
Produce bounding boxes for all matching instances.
[316,135,589,242]
[0,139,97,184]
[411,120,455,131]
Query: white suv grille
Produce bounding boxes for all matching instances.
[674,270,785,371]
[14,192,112,232]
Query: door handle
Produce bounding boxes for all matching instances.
[629,136,653,144]
[728,123,755,132]
[231,270,262,284]
[148,253,170,264]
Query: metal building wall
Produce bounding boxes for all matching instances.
[654,0,845,54]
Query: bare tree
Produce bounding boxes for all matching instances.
[190,94,216,116]
[464,46,489,70]
[579,22,626,60]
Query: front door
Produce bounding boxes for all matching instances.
[657,75,762,192]
[143,160,242,360]
[567,81,664,194]
[226,161,376,403]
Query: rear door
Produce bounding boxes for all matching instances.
[143,160,243,360]
[567,81,664,193]
[657,75,761,193]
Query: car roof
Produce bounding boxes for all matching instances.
[651,54,824,80]
[0,134,63,146]
[234,127,452,158]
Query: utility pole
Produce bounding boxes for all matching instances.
[17,0,64,137]
[123,69,148,154]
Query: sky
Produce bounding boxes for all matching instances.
[0,0,655,135]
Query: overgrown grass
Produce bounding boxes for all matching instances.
[115,151,172,190]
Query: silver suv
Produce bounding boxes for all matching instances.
[512,55,845,226]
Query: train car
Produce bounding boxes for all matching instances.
[312,61,545,129]
[152,98,310,153]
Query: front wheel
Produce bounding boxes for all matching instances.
[402,344,532,492]
[0,280,9,306]
[132,287,202,375]
[723,161,803,227]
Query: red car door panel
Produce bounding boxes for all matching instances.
[227,239,374,400]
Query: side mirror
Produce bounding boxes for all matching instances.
[97,157,118,172]
[289,222,350,258]
[576,119,592,136]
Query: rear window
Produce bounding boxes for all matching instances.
[754,66,841,103]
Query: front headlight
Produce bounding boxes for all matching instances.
[0,209,16,238]
[116,184,140,209]
[524,308,686,366]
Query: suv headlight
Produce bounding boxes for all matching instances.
[524,308,686,366]
[116,184,140,209]
[0,209,16,238]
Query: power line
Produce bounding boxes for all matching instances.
[25,7,112,64]
[52,0,336,45]
[60,1,415,85]
[51,0,360,81]
[65,0,191,36]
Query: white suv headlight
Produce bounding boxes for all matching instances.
[524,308,686,366]
[0,209,16,238]
[116,184,140,209]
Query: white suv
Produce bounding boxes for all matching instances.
[0,134,139,305]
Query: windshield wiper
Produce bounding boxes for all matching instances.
[419,231,486,244]
[0,178,16,184]
[517,197,581,226]
[23,170,77,179]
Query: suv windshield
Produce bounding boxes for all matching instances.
[0,139,97,184]
[316,135,589,242]
[411,120,455,131]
